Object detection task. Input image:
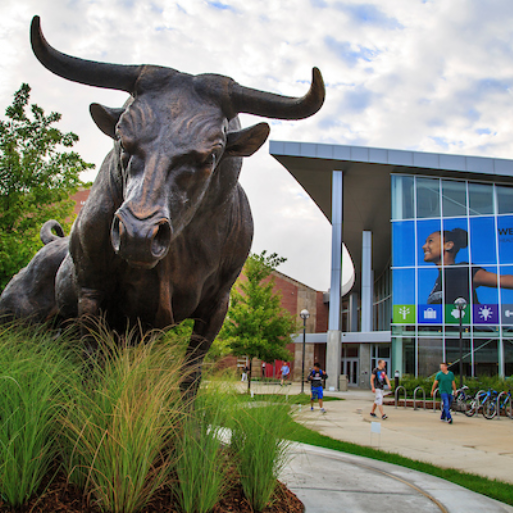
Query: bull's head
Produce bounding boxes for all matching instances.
[31,16,325,269]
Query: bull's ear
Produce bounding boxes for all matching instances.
[90,103,124,139]
[225,122,270,157]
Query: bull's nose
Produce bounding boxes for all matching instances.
[111,210,172,267]
[151,221,171,259]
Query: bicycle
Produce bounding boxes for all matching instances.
[499,390,513,419]
[452,385,471,413]
[465,389,490,417]
[481,389,500,419]
[484,389,513,420]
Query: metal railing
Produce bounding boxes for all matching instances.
[394,385,407,409]
[413,386,426,410]
[432,388,439,413]
[497,391,506,420]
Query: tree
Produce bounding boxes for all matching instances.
[219,251,298,391]
[0,84,94,290]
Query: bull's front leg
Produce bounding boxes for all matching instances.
[181,294,230,400]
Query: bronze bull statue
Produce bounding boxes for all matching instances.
[0,16,325,387]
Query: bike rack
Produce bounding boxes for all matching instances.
[497,391,506,420]
[475,389,486,413]
[432,388,439,413]
[395,386,407,409]
[413,386,426,410]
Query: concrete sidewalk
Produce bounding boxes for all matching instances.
[282,443,513,513]
[240,382,513,484]
[236,383,513,511]
[298,389,513,484]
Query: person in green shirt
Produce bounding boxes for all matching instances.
[431,362,457,424]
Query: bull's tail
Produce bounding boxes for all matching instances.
[40,220,65,245]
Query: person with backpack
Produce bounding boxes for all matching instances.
[308,362,328,413]
[370,360,391,420]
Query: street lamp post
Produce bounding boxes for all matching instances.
[454,297,467,388]
[300,309,310,394]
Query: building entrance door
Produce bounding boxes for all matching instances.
[341,344,360,386]
[344,359,359,386]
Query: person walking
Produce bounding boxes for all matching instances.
[308,362,328,413]
[370,360,391,420]
[241,365,248,382]
[280,362,290,386]
[431,362,456,424]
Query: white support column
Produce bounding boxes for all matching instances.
[327,171,343,390]
[349,292,358,332]
[361,231,373,333]
[498,338,505,378]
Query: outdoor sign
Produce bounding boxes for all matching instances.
[392,210,513,325]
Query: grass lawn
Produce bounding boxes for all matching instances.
[288,422,513,507]
[237,393,343,405]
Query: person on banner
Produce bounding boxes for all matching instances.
[430,362,456,424]
[308,363,327,413]
[423,228,513,304]
[370,360,391,420]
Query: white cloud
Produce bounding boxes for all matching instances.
[1,0,513,291]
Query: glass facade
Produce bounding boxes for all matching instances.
[391,175,513,377]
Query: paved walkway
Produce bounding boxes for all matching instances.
[238,382,513,512]
[282,443,513,513]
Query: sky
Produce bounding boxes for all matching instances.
[1,0,513,291]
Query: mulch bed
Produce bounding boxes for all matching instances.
[0,472,304,513]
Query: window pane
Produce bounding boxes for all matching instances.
[473,339,498,377]
[505,340,513,377]
[469,217,497,265]
[392,325,416,336]
[497,185,513,214]
[392,221,415,267]
[401,337,416,375]
[391,175,415,220]
[442,218,469,265]
[442,180,467,217]
[418,338,443,377]
[417,177,440,219]
[468,182,494,215]
[445,339,471,377]
[377,345,391,358]
[498,217,513,264]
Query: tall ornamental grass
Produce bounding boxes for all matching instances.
[60,324,186,513]
[0,323,76,507]
[173,384,234,513]
[231,401,293,512]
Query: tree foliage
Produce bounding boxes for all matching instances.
[219,251,298,389]
[0,84,94,290]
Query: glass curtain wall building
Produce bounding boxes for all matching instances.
[392,175,513,377]
[270,140,513,389]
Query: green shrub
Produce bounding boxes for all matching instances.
[397,373,513,397]
[0,324,76,507]
[60,325,185,513]
[173,384,234,513]
[231,403,292,512]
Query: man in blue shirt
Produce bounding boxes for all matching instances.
[308,362,328,413]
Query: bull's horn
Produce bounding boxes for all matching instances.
[231,67,325,120]
[30,16,143,92]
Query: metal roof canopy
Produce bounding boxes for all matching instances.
[270,141,513,295]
